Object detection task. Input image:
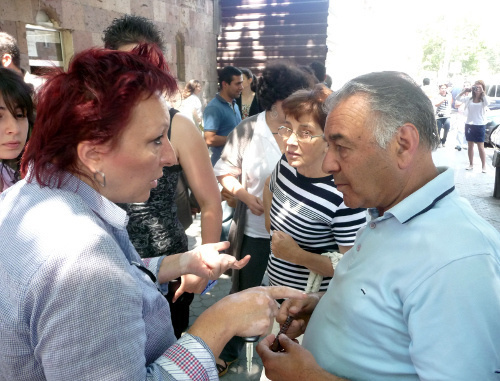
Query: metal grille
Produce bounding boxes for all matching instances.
[217,0,329,75]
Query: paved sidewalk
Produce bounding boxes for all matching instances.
[184,143,500,381]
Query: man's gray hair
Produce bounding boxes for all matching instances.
[325,71,439,150]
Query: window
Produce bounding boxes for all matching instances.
[26,24,64,75]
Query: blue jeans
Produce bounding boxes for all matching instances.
[437,117,451,144]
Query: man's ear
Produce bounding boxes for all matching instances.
[76,141,107,174]
[395,123,420,169]
[2,53,12,68]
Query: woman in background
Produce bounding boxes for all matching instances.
[458,80,490,172]
[0,67,33,193]
[213,62,314,375]
[179,79,203,129]
[236,67,260,119]
[264,85,367,293]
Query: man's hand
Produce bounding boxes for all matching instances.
[276,293,322,338]
[272,231,302,263]
[257,334,337,380]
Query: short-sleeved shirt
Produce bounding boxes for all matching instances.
[462,95,490,125]
[267,155,367,291]
[303,167,500,380]
[203,94,241,166]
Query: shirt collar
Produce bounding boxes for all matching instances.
[380,166,455,224]
[27,166,128,229]
[215,93,236,106]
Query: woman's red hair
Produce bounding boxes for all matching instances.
[21,44,178,187]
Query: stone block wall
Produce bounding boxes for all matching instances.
[0,0,219,104]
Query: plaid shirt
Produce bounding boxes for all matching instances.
[0,171,217,380]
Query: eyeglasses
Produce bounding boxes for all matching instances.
[277,126,324,142]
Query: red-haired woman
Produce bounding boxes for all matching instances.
[0,46,304,380]
[103,15,223,339]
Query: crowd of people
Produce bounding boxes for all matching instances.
[1,15,499,381]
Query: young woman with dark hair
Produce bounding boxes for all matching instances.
[0,67,33,193]
[236,67,260,119]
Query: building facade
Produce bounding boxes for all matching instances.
[0,0,220,102]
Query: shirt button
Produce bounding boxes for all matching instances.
[370,222,376,229]
[357,244,361,251]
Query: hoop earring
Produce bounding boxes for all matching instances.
[93,170,106,187]
[270,105,278,119]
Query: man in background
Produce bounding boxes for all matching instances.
[203,65,243,167]
[0,32,23,76]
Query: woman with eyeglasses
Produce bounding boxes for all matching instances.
[263,85,367,295]
[213,61,314,373]
[458,80,490,172]
[0,47,306,380]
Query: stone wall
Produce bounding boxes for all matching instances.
[0,0,219,104]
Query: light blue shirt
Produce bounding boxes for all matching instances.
[0,171,217,380]
[203,94,241,166]
[303,167,500,380]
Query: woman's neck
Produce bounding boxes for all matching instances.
[296,161,329,179]
[241,86,254,98]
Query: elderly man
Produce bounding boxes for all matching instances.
[257,71,500,380]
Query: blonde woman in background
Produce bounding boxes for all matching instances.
[179,79,203,130]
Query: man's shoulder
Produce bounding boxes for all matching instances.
[205,97,219,109]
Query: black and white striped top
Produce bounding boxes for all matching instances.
[267,155,367,291]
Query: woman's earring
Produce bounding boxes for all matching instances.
[94,170,106,187]
[270,105,278,119]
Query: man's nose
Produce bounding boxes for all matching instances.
[322,149,340,173]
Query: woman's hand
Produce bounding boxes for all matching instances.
[181,241,250,279]
[241,193,264,216]
[172,274,208,302]
[272,231,302,263]
[221,187,237,208]
[188,286,307,358]
[157,242,250,284]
